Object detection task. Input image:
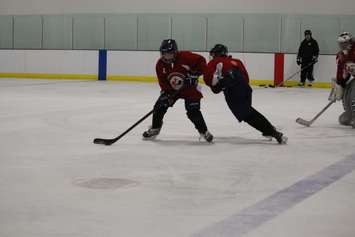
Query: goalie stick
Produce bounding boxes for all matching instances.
[296,100,335,127]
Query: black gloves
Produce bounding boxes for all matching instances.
[184,73,200,87]
[156,91,176,108]
[312,56,318,63]
[296,56,318,66]
[296,58,301,66]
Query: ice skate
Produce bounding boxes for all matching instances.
[273,131,288,144]
[199,130,214,143]
[351,118,355,129]
[142,127,161,140]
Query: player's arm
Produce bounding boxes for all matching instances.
[156,62,172,92]
[336,64,345,87]
[210,81,224,94]
[297,42,303,64]
[187,52,207,76]
[311,40,320,63]
[203,62,223,94]
[183,52,207,87]
[335,54,350,87]
[155,62,178,107]
[329,58,345,101]
[314,40,320,57]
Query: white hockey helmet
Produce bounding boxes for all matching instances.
[337,32,353,51]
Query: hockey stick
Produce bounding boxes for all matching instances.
[93,109,154,145]
[296,100,335,127]
[275,61,316,87]
[93,83,184,145]
[260,61,315,88]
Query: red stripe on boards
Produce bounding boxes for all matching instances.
[274,53,284,86]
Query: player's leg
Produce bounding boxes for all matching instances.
[222,73,254,123]
[306,64,315,86]
[347,80,355,128]
[299,63,307,86]
[244,108,288,144]
[143,93,176,139]
[339,111,352,126]
[339,82,353,126]
[185,100,213,142]
[223,83,287,144]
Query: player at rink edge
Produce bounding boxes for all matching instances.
[329,32,355,128]
[142,39,214,142]
[204,44,288,144]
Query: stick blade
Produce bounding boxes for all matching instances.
[296,117,311,127]
[93,138,114,145]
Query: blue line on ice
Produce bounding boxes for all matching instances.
[192,154,355,237]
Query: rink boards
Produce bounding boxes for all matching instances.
[0,50,335,87]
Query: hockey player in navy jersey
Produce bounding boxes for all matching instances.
[204,44,287,144]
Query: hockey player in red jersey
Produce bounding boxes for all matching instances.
[204,44,287,144]
[142,39,213,142]
[330,32,355,128]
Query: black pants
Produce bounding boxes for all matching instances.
[152,96,208,134]
[300,62,314,83]
[222,70,277,136]
[222,71,253,122]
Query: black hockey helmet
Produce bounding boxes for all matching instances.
[209,44,228,58]
[159,39,178,53]
[304,30,312,36]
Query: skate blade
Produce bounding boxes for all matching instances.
[280,136,288,144]
[142,135,158,141]
[263,136,273,141]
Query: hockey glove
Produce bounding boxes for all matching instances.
[312,56,318,63]
[296,58,301,66]
[184,72,199,87]
[345,62,355,76]
[157,91,176,108]
[329,78,344,101]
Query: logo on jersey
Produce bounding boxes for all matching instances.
[167,72,185,90]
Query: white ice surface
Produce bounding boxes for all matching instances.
[0,79,354,237]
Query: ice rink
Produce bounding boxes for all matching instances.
[0,78,354,237]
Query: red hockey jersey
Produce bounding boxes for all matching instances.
[336,42,355,85]
[204,56,250,93]
[155,51,206,100]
